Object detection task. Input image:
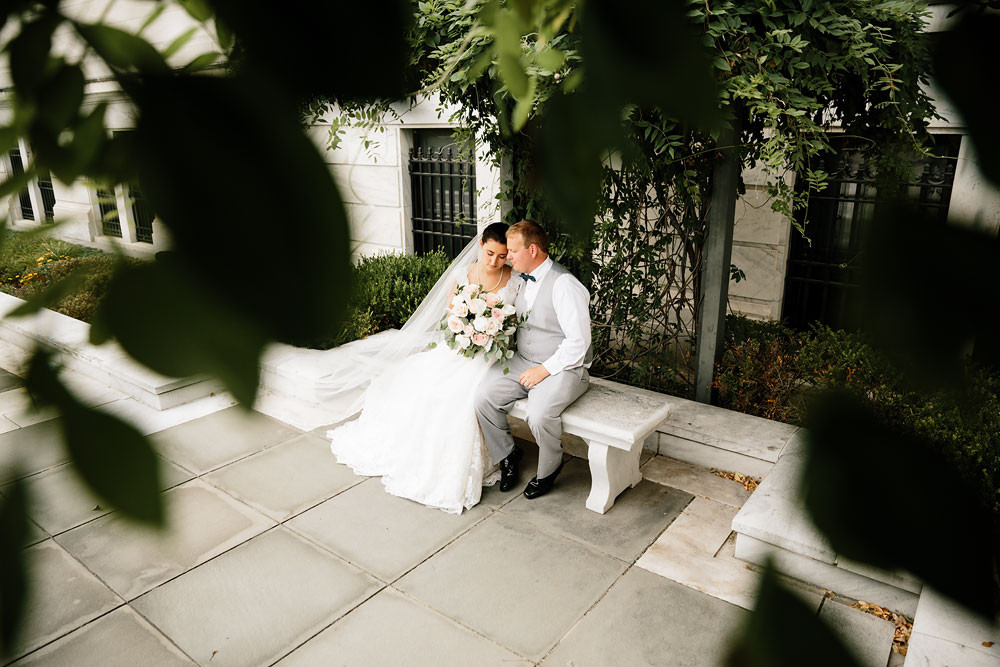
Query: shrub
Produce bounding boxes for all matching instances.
[10,256,138,323]
[713,315,806,422]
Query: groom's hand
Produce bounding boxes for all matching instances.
[518,365,550,389]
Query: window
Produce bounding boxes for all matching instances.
[93,182,155,244]
[782,135,961,329]
[408,129,477,258]
[6,144,55,222]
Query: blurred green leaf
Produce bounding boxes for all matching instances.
[129,73,352,346]
[183,51,221,71]
[215,17,234,52]
[178,0,213,22]
[580,0,720,129]
[35,63,84,134]
[934,15,1000,187]
[499,52,529,99]
[804,389,1000,618]
[137,2,166,36]
[162,27,198,59]
[0,475,29,658]
[0,127,18,156]
[0,172,33,201]
[726,562,863,667]
[74,23,168,74]
[208,0,411,100]
[94,261,266,405]
[26,349,163,525]
[9,13,58,95]
[861,205,1000,391]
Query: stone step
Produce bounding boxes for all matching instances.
[0,292,221,410]
[732,430,921,618]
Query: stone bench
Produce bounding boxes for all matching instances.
[509,377,671,514]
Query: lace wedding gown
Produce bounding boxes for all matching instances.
[328,270,523,514]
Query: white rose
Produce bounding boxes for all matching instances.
[452,292,467,306]
[504,326,515,335]
[501,303,516,316]
[463,324,475,336]
[485,319,501,335]
[448,316,463,333]
[473,316,490,332]
[469,298,488,316]
[451,302,469,318]
[455,334,471,349]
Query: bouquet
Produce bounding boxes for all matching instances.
[433,282,524,373]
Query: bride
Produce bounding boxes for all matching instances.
[326,222,523,514]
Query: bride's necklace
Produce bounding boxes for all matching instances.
[478,263,504,292]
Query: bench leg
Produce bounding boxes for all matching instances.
[585,440,643,514]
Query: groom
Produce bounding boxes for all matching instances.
[475,220,592,499]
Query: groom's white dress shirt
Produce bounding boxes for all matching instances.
[523,257,592,376]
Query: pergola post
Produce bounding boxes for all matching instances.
[694,124,741,404]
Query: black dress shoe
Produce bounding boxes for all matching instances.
[499,447,523,492]
[523,461,565,500]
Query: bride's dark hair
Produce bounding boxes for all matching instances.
[481,222,509,245]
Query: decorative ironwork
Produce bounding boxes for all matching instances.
[408,146,477,258]
[129,185,155,243]
[782,135,961,329]
[37,167,55,222]
[96,187,122,237]
[8,148,34,221]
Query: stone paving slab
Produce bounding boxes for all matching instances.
[286,477,489,581]
[542,566,748,667]
[818,599,895,667]
[501,456,692,562]
[640,455,752,508]
[0,419,68,483]
[0,388,58,428]
[906,631,1000,667]
[98,394,240,437]
[151,406,300,474]
[395,512,628,659]
[14,457,192,536]
[55,478,275,600]
[11,540,122,661]
[0,368,22,392]
[132,528,382,667]
[11,607,195,667]
[204,433,362,522]
[910,587,1000,663]
[275,588,528,667]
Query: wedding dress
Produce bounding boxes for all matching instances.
[327,268,524,514]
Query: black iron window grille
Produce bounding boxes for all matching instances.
[8,148,34,221]
[783,135,961,329]
[96,187,122,237]
[129,185,155,243]
[408,146,477,258]
[37,167,55,222]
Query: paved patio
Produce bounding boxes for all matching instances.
[0,345,895,666]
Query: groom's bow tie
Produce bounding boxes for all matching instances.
[519,272,536,282]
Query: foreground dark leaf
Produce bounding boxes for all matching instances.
[208,0,411,100]
[861,205,1000,390]
[934,14,1000,188]
[94,260,266,406]
[726,562,863,667]
[0,476,29,658]
[804,389,1000,618]
[26,349,163,525]
[580,0,721,129]
[129,73,352,348]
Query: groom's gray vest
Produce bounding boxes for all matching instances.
[514,261,593,368]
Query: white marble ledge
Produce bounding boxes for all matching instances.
[732,432,836,564]
[658,398,799,464]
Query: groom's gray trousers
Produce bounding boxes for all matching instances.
[475,353,589,479]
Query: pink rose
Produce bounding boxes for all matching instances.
[471,333,489,347]
[463,324,475,337]
[492,307,503,319]
[448,316,463,333]
[484,293,500,308]
[462,283,478,297]
[452,303,469,318]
